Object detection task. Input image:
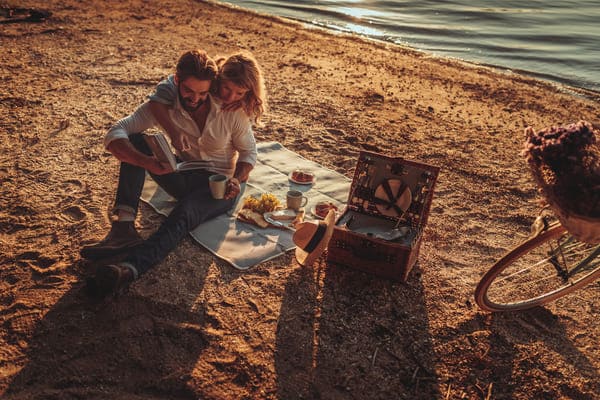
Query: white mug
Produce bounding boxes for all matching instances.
[209,174,228,199]
[287,190,308,211]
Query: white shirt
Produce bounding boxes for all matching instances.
[104,85,257,177]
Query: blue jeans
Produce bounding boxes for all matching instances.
[114,133,235,277]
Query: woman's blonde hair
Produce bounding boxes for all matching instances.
[213,52,267,125]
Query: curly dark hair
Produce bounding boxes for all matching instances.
[175,49,218,82]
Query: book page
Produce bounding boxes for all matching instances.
[144,133,215,172]
[144,133,177,171]
[176,160,214,172]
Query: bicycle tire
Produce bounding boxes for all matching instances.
[475,225,600,312]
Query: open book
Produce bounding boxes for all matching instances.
[143,133,213,172]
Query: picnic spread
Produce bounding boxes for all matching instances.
[141,141,351,270]
[141,141,440,279]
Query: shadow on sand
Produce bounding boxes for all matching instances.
[437,307,599,399]
[275,261,441,399]
[3,256,211,400]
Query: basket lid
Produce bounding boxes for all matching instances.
[346,151,440,227]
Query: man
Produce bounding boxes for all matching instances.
[83,49,256,297]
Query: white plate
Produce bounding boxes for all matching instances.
[288,171,316,185]
[264,209,298,230]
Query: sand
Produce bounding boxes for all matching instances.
[1,0,599,399]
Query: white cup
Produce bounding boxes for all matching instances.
[287,190,308,211]
[209,174,228,199]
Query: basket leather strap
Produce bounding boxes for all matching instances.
[373,179,408,215]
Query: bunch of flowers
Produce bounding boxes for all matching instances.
[523,120,600,218]
[242,192,281,214]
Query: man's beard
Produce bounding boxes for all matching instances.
[178,90,205,112]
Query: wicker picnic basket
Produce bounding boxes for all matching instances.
[326,151,440,282]
[528,161,600,245]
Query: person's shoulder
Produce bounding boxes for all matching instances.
[165,74,176,86]
[228,107,251,122]
[157,75,177,91]
[226,108,252,130]
[211,97,250,125]
[149,75,177,104]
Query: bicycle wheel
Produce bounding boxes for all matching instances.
[475,224,600,312]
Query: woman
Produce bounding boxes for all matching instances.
[148,51,267,152]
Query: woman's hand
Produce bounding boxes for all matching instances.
[221,100,243,113]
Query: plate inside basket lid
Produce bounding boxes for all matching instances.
[372,179,412,217]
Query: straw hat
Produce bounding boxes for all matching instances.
[293,209,336,267]
[373,179,412,217]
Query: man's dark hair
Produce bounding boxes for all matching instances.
[176,50,218,82]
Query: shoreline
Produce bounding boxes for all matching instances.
[213,0,600,100]
[1,0,600,398]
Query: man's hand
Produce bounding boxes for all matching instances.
[107,139,173,175]
[224,177,241,200]
[169,130,191,152]
[145,158,174,175]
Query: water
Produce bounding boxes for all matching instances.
[222,0,600,94]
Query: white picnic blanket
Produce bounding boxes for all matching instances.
[140,141,352,269]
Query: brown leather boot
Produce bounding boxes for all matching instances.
[94,263,135,297]
[80,221,143,260]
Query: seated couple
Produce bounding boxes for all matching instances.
[82,49,267,298]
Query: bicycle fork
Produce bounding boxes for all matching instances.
[548,237,600,282]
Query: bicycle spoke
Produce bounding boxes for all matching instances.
[476,225,600,311]
[493,254,559,284]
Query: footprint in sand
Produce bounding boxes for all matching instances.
[4,312,41,337]
[336,146,355,156]
[342,134,358,144]
[61,205,87,222]
[0,292,15,307]
[64,178,84,189]
[361,142,381,152]
[16,251,68,274]
[326,128,345,136]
